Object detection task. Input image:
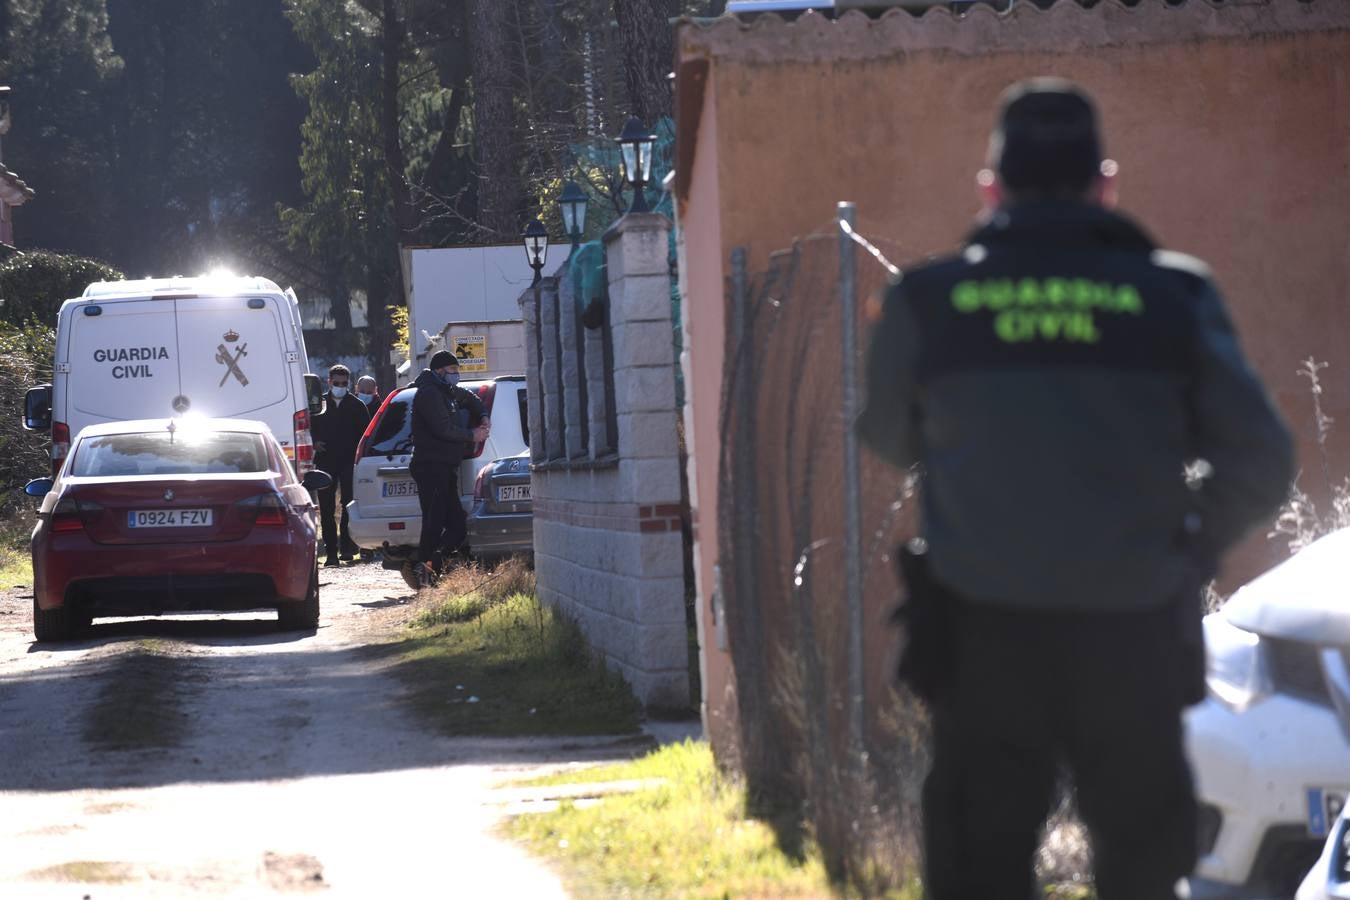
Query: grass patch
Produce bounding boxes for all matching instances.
[0,512,33,588]
[26,860,135,883]
[393,559,641,737]
[503,739,904,898]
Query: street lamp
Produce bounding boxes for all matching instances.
[559,180,588,253]
[617,116,656,214]
[522,217,549,286]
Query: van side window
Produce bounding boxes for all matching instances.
[366,390,414,457]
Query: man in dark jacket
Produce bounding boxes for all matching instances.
[857,79,1293,899]
[409,350,489,585]
[312,363,371,567]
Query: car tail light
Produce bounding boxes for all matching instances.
[293,409,314,475]
[51,421,70,476]
[49,496,102,533]
[236,493,288,527]
[472,465,491,502]
[466,383,498,460]
[355,392,396,460]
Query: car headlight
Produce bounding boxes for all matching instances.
[1203,614,1273,713]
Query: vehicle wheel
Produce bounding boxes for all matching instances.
[278,565,320,632]
[32,596,76,642]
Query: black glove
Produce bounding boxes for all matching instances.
[890,539,958,705]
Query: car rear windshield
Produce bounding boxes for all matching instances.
[70,431,271,477]
[364,389,414,457]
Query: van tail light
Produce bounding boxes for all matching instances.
[49,497,102,533]
[472,465,491,502]
[51,421,71,476]
[293,410,314,475]
[236,493,288,527]
[466,383,498,460]
[355,392,395,460]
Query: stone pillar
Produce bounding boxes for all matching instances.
[537,275,563,460]
[604,212,688,707]
[519,281,545,463]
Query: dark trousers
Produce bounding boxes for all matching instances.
[923,601,1198,900]
[411,459,465,570]
[317,464,357,558]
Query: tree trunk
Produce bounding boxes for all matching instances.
[468,0,521,239]
[613,0,678,126]
[376,0,410,387]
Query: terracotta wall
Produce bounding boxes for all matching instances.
[676,1,1350,758]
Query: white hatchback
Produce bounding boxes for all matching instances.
[344,376,528,564]
[1186,527,1350,899]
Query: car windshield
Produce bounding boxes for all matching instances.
[365,389,414,457]
[70,431,270,477]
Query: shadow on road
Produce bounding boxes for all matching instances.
[0,627,653,793]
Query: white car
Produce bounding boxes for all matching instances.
[344,375,528,566]
[1186,526,1350,899]
[1297,800,1350,898]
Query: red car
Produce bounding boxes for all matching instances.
[25,418,331,642]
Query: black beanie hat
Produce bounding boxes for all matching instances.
[993,78,1103,196]
[429,349,460,370]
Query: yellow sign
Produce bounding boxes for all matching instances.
[451,334,487,372]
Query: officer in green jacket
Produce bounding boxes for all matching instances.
[857,79,1293,900]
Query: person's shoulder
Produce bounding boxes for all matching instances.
[884,249,972,305]
[1149,249,1215,293]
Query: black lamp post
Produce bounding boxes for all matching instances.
[522,217,549,286]
[560,180,588,254]
[617,116,656,214]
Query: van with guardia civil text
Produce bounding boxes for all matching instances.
[22,275,325,476]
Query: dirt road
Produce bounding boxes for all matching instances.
[0,562,658,898]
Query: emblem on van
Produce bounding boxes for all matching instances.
[215,342,250,388]
[172,395,190,413]
[163,488,175,501]
[223,329,239,343]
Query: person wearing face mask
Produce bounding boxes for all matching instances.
[312,363,372,567]
[408,350,489,586]
[355,375,380,408]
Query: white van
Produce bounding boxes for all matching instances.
[23,275,325,475]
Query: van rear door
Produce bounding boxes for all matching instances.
[175,296,293,432]
[65,298,182,426]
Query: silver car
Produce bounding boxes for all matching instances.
[466,448,533,563]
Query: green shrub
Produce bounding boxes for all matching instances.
[0,249,123,327]
[0,319,57,514]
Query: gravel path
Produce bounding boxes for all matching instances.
[0,561,676,898]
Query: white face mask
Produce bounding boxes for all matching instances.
[357,392,375,405]
[331,386,348,399]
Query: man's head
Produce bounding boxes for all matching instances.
[328,363,351,398]
[428,350,460,387]
[979,78,1117,210]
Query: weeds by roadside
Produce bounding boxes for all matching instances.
[391,558,642,737]
[0,511,33,589]
[503,739,864,898]
[1268,357,1350,556]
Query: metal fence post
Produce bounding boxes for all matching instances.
[838,201,864,760]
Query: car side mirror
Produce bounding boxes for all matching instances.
[25,477,53,497]
[304,373,326,416]
[24,384,52,432]
[301,469,332,492]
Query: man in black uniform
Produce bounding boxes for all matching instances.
[409,350,489,586]
[856,79,1293,899]
[313,363,371,567]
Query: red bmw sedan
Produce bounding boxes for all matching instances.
[25,418,331,642]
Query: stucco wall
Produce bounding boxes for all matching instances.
[677,0,1350,758]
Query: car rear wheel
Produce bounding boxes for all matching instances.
[32,597,78,643]
[277,564,320,632]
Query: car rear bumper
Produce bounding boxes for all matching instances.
[346,495,472,551]
[34,532,312,613]
[1185,693,1350,893]
[466,507,533,558]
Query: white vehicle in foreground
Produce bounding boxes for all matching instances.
[23,275,325,476]
[1186,527,1350,899]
